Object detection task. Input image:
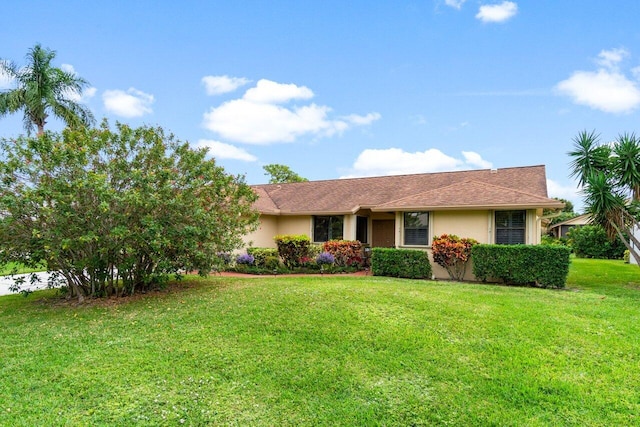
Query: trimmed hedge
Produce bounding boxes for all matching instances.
[371,248,432,279]
[471,244,571,288]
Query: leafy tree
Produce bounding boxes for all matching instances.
[568,131,640,264]
[263,164,308,183]
[0,43,94,136]
[0,122,259,301]
[544,197,578,227]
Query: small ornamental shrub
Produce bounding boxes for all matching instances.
[431,234,478,281]
[263,256,281,270]
[275,234,311,268]
[322,240,364,268]
[316,252,335,266]
[247,247,279,267]
[308,243,323,259]
[236,253,255,265]
[371,248,432,279]
[624,250,630,264]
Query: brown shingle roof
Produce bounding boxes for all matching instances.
[252,165,564,214]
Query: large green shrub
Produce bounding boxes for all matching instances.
[567,225,625,259]
[472,244,571,288]
[274,234,311,268]
[371,248,432,279]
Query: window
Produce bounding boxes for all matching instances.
[313,216,344,242]
[495,210,526,244]
[403,212,429,246]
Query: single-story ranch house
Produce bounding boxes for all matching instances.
[244,165,564,279]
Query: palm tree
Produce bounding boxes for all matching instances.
[613,133,640,201]
[569,131,640,264]
[568,130,611,187]
[0,44,95,136]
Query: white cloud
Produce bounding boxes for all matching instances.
[342,148,492,177]
[343,112,382,125]
[60,63,76,74]
[103,88,154,118]
[462,151,493,168]
[64,86,97,103]
[556,49,640,114]
[202,79,380,144]
[547,179,583,212]
[202,75,250,96]
[596,48,628,70]
[445,0,466,10]
[476,1,518,23]
[0,62,13,89]
[195,139,257,162]
[243,79,314,104]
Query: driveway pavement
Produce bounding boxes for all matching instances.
[0,272,61,296]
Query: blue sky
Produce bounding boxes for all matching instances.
[3,1,640,212]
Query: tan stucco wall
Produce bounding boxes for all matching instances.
[242,215,312,249]
[242,215,279,249]
[431,210,491,243]
[278,215,313,238]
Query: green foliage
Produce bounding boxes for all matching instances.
[540,235,570,246]
[472,244,571,288]
[624,250,630,263]
[274,234,311,268]
[0,122,259,300]
[567,225,626,259]
[0,44,95,136]
[263,163,308,184]
[431,234,478,281]
[322,240,364,268]
[247,247,279,267]
[371,248,432,279]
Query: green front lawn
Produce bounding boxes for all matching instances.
[0,261,45,276]
[0,258,638,425]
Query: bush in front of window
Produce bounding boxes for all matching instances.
[431,234,478,281]
[471,244,571,288]
[322,240,364,268]
[274,234,311,268]
[371,248,432,279]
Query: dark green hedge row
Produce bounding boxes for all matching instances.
[371,248,432,279]
[471,244,571,288]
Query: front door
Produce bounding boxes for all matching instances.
[372,220,396,247]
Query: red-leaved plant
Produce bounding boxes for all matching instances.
[431,234,478,281]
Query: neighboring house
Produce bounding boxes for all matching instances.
[547,214,592,238]
[245,165,564,279]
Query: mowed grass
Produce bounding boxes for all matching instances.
[0,259,639,425]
